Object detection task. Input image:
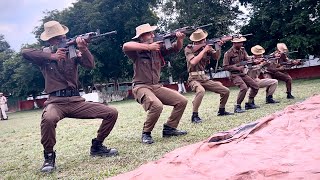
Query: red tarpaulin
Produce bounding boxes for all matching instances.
[109,95,320,180]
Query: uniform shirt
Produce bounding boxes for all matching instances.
[124,43,179,85]
[266,50,289,71]
[223,46,250,74]
[22,47,94,93]
[185,44,220,81]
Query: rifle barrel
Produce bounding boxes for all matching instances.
[197,23,213,29]
[100,30,117,36]
[242,33,253,36]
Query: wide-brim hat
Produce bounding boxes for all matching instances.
[40,21,69,41]
[132,23,157,39]
[277,43,288,53]
[231,36,247,43]
[189,29,208,42]
[251,45,265,55]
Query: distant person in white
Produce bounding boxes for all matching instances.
[0,92,8,120]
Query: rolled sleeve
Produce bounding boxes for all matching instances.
[77,48,95,69]
[124,50,138,60]
[184,47,195,63]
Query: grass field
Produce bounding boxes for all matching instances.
[0,78,319,179]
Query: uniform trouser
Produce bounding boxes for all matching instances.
[41,96,118,152]
[231,74,259,105]
[0,105,7,119]
[132,84,188,132]
[255,78,278,96]
[264,71,292,93]
[189,80,230,112]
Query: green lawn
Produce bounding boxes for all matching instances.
[0,78,319,179]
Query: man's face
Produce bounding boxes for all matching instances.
[0,94,3,97]
[233,42,243,49]
[48,35,66,46]
[139,31,155,43]
[254,54,263,58]
[194,39,206,45]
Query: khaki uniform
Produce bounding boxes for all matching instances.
[22,48,118,152]
[185,45,229,112]
[247,63,278,97]
[223,47,259,105]
[124,43,187,132]
[264,51,292,93]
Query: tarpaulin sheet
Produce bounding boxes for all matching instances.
[109,95,320,180]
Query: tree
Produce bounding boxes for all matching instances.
[240,0,320,57]
[1,43,44,99]
[32,0,159,89]
[157,0,243,81]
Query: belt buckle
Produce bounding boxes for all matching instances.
[66,90,72,97]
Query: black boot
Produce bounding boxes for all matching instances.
[245,99,260,110]
[90,138,118,157]
[266,95,280,104]
[191,112,202,123]
[141,132,154,144]
[217,108,234,116]
[234,105,245,113]
[162,124,187,137]
[40,151,56,173]
[287,92,295,99]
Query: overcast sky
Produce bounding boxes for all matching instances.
[0,0,77,51]
[0,0,249,52]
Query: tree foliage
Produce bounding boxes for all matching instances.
[2,0,320,98]
[0,37,44,98]
[240,0,320,57]
[32,0,158,88]
[157,0,242,81]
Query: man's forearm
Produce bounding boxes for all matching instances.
[78,48,95,69]
[176,38,184,50]
[21,49,52,66]
[123,41,150,51]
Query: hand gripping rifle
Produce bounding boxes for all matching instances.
[153,23,213,50]
[192,33,253,52]
[54,29,117,59]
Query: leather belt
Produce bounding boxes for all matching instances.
[189,71,205,76]
[50,89,80,97]
[132,82,145,87]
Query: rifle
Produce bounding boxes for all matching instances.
[228,60,255,75]
[280,59,307,68]
[54,29,117,59]
[153,23,213,49]
[192,33,253,52]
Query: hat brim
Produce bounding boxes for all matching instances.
[277,43,289,53]
[132,26,157,39]
[231,37,247,43]
[189,31,208,42]
[40,25,69,41]
[251,47,265,55]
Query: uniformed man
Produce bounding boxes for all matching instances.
[264,43,295,99]
[184,29,233,123]
[223,37,260,113]
[249,45,279,104]
[22,21,119,173]
[122,23,188,144]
